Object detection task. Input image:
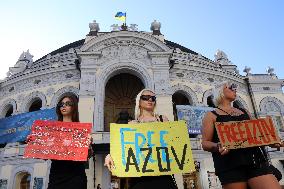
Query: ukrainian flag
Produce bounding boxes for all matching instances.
[115,12,126,22]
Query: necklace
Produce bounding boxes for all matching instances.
[217,107,231,115]
[217,107,242,116]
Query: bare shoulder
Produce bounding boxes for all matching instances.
[204,111,216,120]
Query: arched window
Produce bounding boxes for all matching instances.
[104,73,144,131]
[29,98,42,112]
[14,172,31,189]
[172,91,191,121]
[20,174,31,189]
[5,104,13,117]
[207,95,215,108]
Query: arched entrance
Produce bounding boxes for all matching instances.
[5,104,13,117]
[14,172,31,189]
[172,91,192,121]
[207,95,215,108]
[28,98,42,112]
[104,73,144,131]
[104,73,144,189]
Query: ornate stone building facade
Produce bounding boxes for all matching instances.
[0,20,283,189]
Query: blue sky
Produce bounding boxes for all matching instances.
[0,0,283,80]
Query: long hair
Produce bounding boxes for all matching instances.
[134,89,157,120]
[56,94,79,122]
[213,81,234,107]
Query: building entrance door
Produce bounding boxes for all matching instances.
[104,73,144,131]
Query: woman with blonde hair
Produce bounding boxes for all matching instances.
[104,89,177,189]
[202,81,282,189]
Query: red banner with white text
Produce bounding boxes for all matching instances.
[24,120,92,161]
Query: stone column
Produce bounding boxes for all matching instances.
[95,154,111,189]
[77,51,101,189]
[148,51,174,120]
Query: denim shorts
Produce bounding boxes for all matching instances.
[217,163,272,185]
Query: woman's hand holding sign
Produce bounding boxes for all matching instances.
[104,154,115,171]
[26,134,36,143]
[217,142,230,155]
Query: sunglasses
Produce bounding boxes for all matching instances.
[140,95,156,102]
[228,83,238,91]
[58,101,74,108]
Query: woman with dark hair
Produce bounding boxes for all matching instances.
[202,81,282,189]
[46,94,88,189]
[104,89,178,189]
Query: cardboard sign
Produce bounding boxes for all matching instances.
[215,117,281,149]
[24,120,92,161]
[110,121,195,177]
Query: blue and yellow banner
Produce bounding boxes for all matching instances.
[176,105,214,134]
[0,108,57,144]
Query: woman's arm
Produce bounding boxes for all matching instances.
[201,112,229,155]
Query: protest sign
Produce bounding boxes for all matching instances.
[110,121,195,177]
[0,108,56,144]
[24,120,92,161]
[215,117,281,149]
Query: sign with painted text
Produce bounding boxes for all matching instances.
[110,121,195,177]
[24,120,92,161]
[215,117,281,149]
[0,108,57,144]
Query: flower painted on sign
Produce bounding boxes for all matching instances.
[63,139,72,146]
[46,137,55,146]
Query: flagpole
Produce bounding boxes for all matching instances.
[125,12,127,26]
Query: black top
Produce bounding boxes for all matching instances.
[211,108,269,174]
[47,160,87,189]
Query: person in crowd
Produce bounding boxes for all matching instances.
[97,183,102,189]
[47,95,91,189]
[116,110,133,124]
[27,95,91,189]
[104,89,178,189]
[201,81,282,189]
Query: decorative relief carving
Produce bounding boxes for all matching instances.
[20,91,47,113]
[154,72,171,95]
[46,88,55,97]
[101,45,147,60]
[214,49,231,65]
[81,31,169,52]
[251,86,282,93]
[17,94,25,102]
[170,69,247,94]
[80,72,96,93]
[7,50,34,77]
[0,71,80,99]
[0,98,17,118]
[193,85,203,94]
[259,96,284,116]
